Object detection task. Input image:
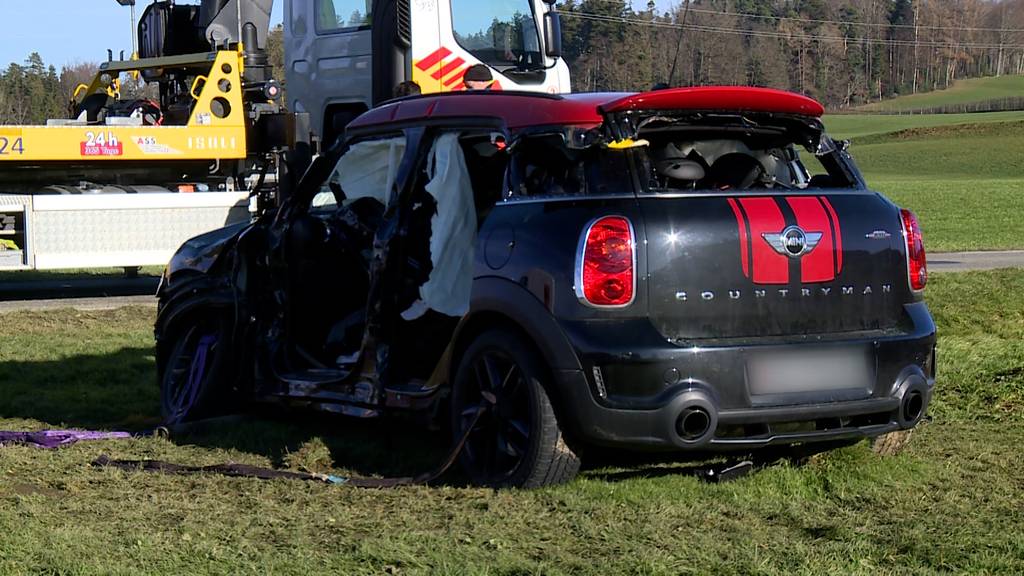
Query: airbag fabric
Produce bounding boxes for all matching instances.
[403,132,476,319]
[329,137,407,209]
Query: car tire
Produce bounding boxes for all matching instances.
[451,329,581,488]
[158,313,233,425]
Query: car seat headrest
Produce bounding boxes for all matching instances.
[656,159,705,182]
[707,153,766,190]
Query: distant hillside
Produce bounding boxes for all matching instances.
[824,111,1024,180]
[825,110,1024,140]
[856,75,1024,113]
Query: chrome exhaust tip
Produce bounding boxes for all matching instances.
[902,390,925,424]
[893,368,930,429]
[676,407,713,441]
[666,390,718,448]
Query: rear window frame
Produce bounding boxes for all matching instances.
[501,127,641,203]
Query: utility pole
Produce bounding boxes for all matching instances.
[912,0,920,93]
[667,0,692,87]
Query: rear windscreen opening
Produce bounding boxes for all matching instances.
[632,117,860,193]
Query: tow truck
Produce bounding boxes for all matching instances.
[0,0,567,272]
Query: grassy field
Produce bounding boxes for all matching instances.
[825,110,1024,140]
[1,269,1022,574]
[855,74,1024,112]
[821,112,1024,252]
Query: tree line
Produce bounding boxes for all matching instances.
[0,54,94,125]
[560,0,1024,108]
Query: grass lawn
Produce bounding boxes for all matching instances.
[1,269,1022,574]
[854,74,1024,112]
[876,179,1024,252]
[821,114,1024,252]
[824,110,1024,140]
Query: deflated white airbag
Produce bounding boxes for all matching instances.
[402,132,476,319]
[329,137,407,209]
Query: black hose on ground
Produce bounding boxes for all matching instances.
[93,404,488,488]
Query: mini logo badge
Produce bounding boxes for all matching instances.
[763,226,823,258]
[726,196,842,284]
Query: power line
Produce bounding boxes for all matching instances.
[560,1,1024,33]
[565,11,1024,49]
[561,10,1024,49]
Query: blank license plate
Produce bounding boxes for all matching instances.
[747,347,873,396]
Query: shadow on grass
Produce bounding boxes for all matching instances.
[1,347,793,483]
[0,346,451,479]
[0,347,160,430]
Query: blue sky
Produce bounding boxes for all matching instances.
[0,2,285,69]
[0,1,678,70]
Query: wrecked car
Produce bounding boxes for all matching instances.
[155,87,936,488]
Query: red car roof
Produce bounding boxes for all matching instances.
[347,87,824,131]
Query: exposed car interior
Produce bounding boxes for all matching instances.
[505,132,633,199]
[634,116,858,192]
[275,129,511,388]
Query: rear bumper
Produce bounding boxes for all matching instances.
[553,303,937,452]
[558,368,934,451]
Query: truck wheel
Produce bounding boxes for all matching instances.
[159,315,232,425]
[451,329,580,488]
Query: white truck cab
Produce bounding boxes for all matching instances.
[284,0,569,144]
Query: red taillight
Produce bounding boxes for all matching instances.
[901,209,927,291]
[578,216,635,307]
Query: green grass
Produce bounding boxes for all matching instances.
[849,121,1024,180]
[820,113,1024,251]
[1,269,1023,574]
[875,179,1024,252]
[824,110,1024,140]
[855,74,1024,112]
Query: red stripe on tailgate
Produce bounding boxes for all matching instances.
[415,47,452,71]
[726,198,750,278]
[819,196,842,273]
[739,197,788,285]
[786,196,835,283]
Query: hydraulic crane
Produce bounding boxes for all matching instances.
[0,0,567,271]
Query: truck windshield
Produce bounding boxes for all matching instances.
[317,0,372,31]
[451,0,542,68]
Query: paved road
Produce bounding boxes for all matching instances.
[1,252,1021,313]
[0,276,159,300]
[928,250,1024,272]
[0,295,156,314]
[0,276,158,314]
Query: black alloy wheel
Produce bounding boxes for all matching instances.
[451,329,580,488]
[159,315,231,425]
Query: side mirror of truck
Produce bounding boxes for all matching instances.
[543,12,562,59]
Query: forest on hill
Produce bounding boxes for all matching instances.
[3,0,1024,123]
[560,0,1024,107]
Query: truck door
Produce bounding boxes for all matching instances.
[435,0,565,93]
[285,0,374,142]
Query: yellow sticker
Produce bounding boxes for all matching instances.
[606,138,650,150]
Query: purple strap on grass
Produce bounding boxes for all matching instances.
[185,334,216,411]
[0,429,132,449]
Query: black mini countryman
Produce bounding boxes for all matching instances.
[156,87,936,487]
